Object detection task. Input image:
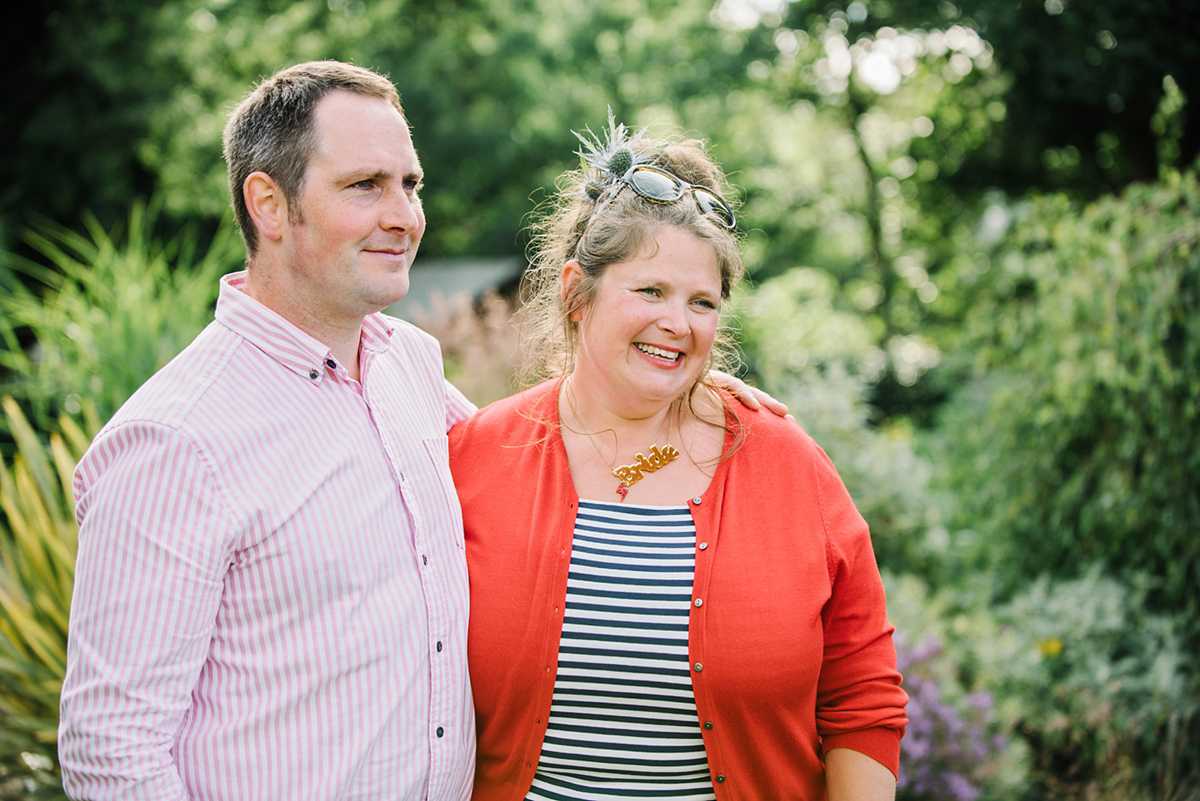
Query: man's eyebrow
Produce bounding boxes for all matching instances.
[337,168,390,183]
[336,168,423,185]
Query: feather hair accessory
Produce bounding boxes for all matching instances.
[573,108,663,201]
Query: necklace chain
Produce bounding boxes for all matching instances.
[562,376,681,501]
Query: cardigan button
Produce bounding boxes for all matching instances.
[694,598,703,607]
[693,662,703,672]
[698,541,708,550]
[692,496,703,505]
[716,774,726,783]
[704,721,713,730]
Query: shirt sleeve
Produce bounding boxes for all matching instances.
[811,445,908,776]
[444,379,478,432]
[60,421,236,800]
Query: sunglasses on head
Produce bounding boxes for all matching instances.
[618,165,737,230]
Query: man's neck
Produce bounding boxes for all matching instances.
[242,265,366,382]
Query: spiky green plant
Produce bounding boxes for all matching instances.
[0,201,241,433]
[0,398,94,798]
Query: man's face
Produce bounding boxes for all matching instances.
[280,89,425,326]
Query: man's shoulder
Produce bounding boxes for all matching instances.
[106,321,237,431]
[377,313,440,353]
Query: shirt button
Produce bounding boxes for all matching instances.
[698,541,708,550]
[308,369,319,380]
[326,358,337,369]
[704,721,713,730]
[436,641,443,652]
[436,726,444,738]
[693,662,703,672]
[422,555,428,565]
[694,598,703,607]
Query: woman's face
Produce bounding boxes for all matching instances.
[567,226,722,414]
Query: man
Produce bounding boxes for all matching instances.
[59,61,475,800]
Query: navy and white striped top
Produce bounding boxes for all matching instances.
[527,500,716,801]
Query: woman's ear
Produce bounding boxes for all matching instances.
[244,171,287,244]
[561,260,585,322]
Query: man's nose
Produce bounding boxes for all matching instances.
[382,190,422,233]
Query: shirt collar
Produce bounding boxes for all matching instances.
[214,271,395,385]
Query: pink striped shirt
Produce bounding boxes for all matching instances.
[60,272,477,801]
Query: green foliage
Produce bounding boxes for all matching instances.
[0,203,241,433]
[888,566,1196,801]
[0,399,90,799]
[990,569,1196,799]
[735,273,950,580]
[938,170,1200,638]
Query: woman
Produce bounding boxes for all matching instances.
[449,117,907,800]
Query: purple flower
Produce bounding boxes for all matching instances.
[895,633,1007,801]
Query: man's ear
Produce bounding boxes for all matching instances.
[244,171,287,243]
[561,260,585,322]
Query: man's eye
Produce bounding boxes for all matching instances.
[351,179,376,189]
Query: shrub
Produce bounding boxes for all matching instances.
[937,169,1200,639]
[0,203,241,433]
[889,567,1197,801]
[885,574,1032,801]
[989,568,1197,800]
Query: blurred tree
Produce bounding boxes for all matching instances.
[0,0,181,251]
[778,0,1199,194]
[135,0,778,258]
[953,0,1199,192]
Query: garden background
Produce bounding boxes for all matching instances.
[1,0,1198,798]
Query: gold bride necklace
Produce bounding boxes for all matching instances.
[562,376,681,501]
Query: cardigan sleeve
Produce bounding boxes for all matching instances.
[811,443,908,776]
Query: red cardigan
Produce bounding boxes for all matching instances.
[448,381,907,801]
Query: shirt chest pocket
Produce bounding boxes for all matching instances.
[417,435,466,550]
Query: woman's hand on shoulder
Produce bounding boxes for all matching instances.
[707,370,794,421]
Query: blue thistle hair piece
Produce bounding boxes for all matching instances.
[573,107,662,202]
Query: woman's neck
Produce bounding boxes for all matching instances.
[560,374,678,443]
